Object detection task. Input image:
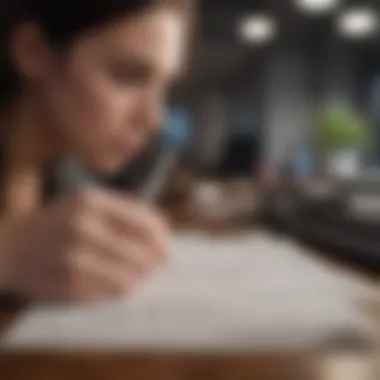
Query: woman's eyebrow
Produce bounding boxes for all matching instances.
[118,53,184,83]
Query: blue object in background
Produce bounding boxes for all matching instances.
[282,142,315,178]
[161,107,191,150]
[293,144,315,176]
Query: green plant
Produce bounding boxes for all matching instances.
[316,103,371,151]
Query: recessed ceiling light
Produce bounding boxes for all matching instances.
[337,7,379,39]
[294,0,340,14]
[239,15,277,44]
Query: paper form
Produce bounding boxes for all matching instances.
[1,232,375,352]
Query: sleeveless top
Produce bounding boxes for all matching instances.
[0,153,98,207]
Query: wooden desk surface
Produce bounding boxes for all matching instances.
[0,243,378,380]
[0,352,311,380]
[0,345,377,380]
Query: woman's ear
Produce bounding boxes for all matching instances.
[9,22,54,83]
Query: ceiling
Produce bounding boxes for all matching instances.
[187,0,380,93]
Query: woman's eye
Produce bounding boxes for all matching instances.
[110,65,149,85]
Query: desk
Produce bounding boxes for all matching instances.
[0,299,305,379]
[0,326,377,380]
[0,352,310,380]
[0,232,378,380]
[0,299,308,379]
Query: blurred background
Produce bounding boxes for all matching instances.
[163,0,379,178]
[103,0,380,186]
[95,0,380,248]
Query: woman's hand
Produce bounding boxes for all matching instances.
[0,188,169,302]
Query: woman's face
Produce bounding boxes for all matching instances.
[38,9,187,172]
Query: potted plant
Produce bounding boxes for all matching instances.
[316,103,371,178]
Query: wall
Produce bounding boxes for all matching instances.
[191,92,230,171]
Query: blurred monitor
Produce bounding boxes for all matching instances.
[218,132,261,178]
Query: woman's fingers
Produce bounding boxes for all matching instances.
[1,188,170,303]
[94,191,168,256]
[69,250,138,300]
[77,213,164,274]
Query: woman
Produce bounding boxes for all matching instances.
[0,0,194,302]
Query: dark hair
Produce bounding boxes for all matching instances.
[0,0,195,103]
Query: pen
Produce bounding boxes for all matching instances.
[137,118,188,202]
